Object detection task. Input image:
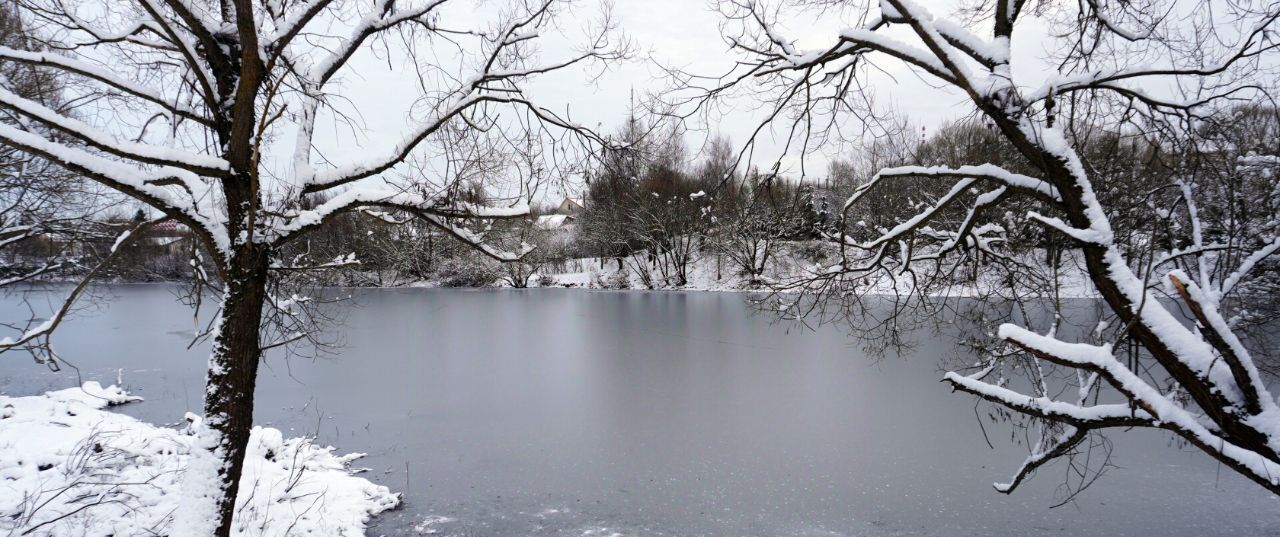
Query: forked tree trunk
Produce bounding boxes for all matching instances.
[174,248,269,537]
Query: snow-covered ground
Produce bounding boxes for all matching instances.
[0,382,399,536]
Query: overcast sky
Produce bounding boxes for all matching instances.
[49,0,1266,213]
[296,0,984,202]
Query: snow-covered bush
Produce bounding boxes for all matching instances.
[591,269,631,290]
[435,258,500,288]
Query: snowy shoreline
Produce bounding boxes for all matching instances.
[0,382,400,536]
[33,273,1103,298]
[25,247,1106,302]
[26,241,1105,299]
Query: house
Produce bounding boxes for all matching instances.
[148,235,192,255]
[556,197,585,216]
[533,213,577,250]
[148,220,193,255]
[535,214,574,231]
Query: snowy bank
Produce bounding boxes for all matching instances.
[532,246,1099,298]
[0,382,399,536]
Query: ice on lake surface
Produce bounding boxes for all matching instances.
[2,284,1277,536]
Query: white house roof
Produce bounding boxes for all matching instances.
[535,214,573,230]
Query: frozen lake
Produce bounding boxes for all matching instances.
[1,285,1277,536]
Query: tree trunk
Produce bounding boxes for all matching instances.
[173,249,269,537]
[209,254,268,536]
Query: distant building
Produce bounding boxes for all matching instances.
[148,235,192,255]
[152,220,189,237]
[534,200,580,248]
[556,197,585,216]
[145,220,193,254]
[535,214,574,231]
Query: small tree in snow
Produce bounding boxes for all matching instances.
[0,1,623,535]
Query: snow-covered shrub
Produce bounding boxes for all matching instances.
[591,269,631,290]
[435,258,500,288]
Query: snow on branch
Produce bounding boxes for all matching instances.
[293,2,616,196]
[361,207,535,263]
[1237,154,1280,169]
[276,187,528,234]
[267,186,533,261]
[0,123,225,253]
[927,15,1010,67]
[842,176,979,250]
[949,322,1280,493]
[992,426,1088,494]
[0,46,211,124]
[1217,237,1280,298]
[944,371,1154,428]
[299,0,452,85]
[1025,211,1110,244]
[296,93,483,193]
[270,253,361,272]
[1082,0,1157,42]
[0,259,66,288]
[830,29,955,83]
[0,85,229,176]
[295,92,605,196]
[1039,9,1280,93]
[869,164,1060,201]
[1167,273,1267,415]
[836,163,1048,255]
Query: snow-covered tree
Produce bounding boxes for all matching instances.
[0,1,622,535]
[687,0,1280,498]
[0,3,100,291]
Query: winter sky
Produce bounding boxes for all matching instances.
[300,0,984,201]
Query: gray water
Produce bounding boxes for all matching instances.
[0,285,1276,536]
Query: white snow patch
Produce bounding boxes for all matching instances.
[413,515,457,534]
[0,382,400,536]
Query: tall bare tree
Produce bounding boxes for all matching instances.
[0,1,622,535]
[681,0,1280,499]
